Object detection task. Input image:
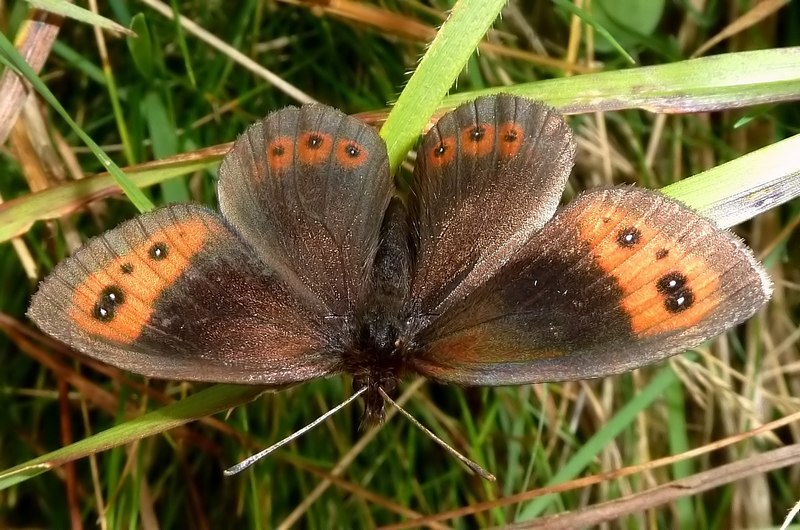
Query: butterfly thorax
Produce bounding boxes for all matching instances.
[344,198,415,426]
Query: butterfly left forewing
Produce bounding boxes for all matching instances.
[28,204,339,385]
[410,187,771,385]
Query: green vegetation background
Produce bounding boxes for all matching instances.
[0,1,798,528]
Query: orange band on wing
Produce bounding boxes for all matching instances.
[577,201,721,336]
[69,219,214,344]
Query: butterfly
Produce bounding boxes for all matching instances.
[28,94,771,440]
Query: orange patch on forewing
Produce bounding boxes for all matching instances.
[498,122,523,158]
[426,137,456,168]
[335,139,368,169]
[623,271,720,335]
[297,131,333,165]
[68,218,214,344]
[266,135,294,173]
[576,202,721,336]
[460,124,495,157]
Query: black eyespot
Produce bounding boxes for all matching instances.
[93,286,125,322]
[434,144,447,157]
[655,248,669,260]
[504,129,518,142]
[149,242,168,260]
[101,285,125,306]
[469,126,485,142]
[272,144,285,156]
[344,143,360,158]
[307,134,323,149]
[663,289,695,313]
[616,227,641,248]
[657,272,693,312]
[93,303,114,322]
[656,272,687,294]
[120,263,134,274]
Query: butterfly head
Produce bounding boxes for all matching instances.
[353,374,396,428]
[344,306,416,426]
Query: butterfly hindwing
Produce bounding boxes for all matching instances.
[410,187,771,385]
[408,95,576,314]
[28,204,339,385]
[217,105,393,317]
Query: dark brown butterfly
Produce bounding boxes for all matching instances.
[28,95,771,463]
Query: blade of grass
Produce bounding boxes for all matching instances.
[0,31,153,212]
[516,366,681,520]
[440,48,800,114]
[0,384,265,490]
[379,0,507,171]
[551,0,636,64]
[142,92,191,202]
[662,133,800,228]
[168,0,196,87]
[28,0,134,36]
[0,153,221,244]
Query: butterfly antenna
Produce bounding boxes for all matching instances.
[224,386,368,476]
[377,388,496,482]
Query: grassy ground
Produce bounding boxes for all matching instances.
[0,1,799,528]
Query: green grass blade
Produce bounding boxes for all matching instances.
[0,155,219,244]
[551,0,636,64]
[440,48,800,114]
[28,0,134,36]
[142,92,191,202]
[379,0,507,171]
[0,31,153,212]
[516,367,681,520]
[663,134,800,228]
[0,384,264,490]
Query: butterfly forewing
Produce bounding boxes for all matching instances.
[409,95,576,314]
[218,105,393,317]
[28,204,339,385]
[410,187,771,385]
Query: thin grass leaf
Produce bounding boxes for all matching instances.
[127,13,154,79]
[0,155,219,244]
[441,48,800,114]
[27,0,135,36]
[0,384,265,490]
[551,0,636,64]
[380,0,507,171]
[663,133,800,228]
[516,366,681,520]
[0,32,153,212]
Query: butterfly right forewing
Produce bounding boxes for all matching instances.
[410,188,771,386]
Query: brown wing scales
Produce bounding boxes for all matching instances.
[409,95,577,314]
[218,105,393,317]
[411,188,771,385]
[29,205,339,385]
